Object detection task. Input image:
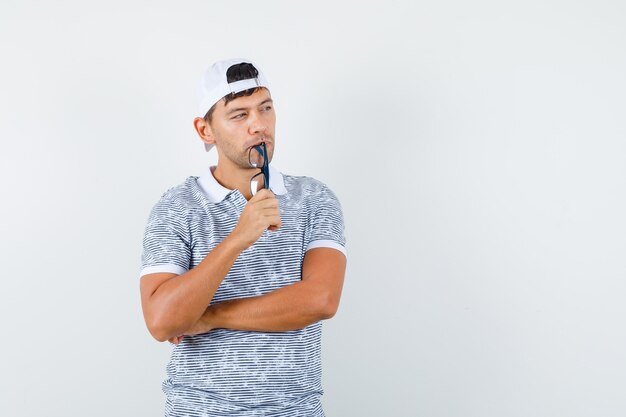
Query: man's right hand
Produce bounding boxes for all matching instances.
[230,189,281,250]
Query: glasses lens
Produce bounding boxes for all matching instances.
[248,144,267,168]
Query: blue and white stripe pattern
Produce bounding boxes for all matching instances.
[140,165,346,416]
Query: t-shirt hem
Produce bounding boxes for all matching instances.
[139,264,188,279]
[306,240,347,257]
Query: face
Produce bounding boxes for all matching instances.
[205,88,276,170]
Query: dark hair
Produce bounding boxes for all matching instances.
[203,62,263,124]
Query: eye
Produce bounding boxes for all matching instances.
[261,105,273,112]
[232,113,246,120]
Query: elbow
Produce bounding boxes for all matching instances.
[317,291,340,320]
[146,312,176,342]
[151,328,169,343]
[146,320,169,342]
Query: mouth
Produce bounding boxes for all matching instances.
[245,136,272,150]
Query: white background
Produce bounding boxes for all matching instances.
[1,1,625,416]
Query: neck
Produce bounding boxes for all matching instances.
[212,160,266,201]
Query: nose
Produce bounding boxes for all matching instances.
[247,111,267,136]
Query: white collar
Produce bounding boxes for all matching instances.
[197,165,288,203]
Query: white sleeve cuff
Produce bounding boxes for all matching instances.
[306,240,347,257]
[139,264,188,279]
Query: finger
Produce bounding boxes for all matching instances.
[248,198,276,210]
[251,196,279,209]
[257,209,281,221]
[250,188,275,201]
[266,215,281,230]
[254,202,280,213]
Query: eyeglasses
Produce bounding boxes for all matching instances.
[248,142,269,196]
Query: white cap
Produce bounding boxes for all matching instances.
[197,58,270,152]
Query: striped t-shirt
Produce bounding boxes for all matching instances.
[140,165,346,417]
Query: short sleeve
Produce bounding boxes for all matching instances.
[306,185,347,257]
[139,197,191,278]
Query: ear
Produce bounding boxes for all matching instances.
[193,117,216,147]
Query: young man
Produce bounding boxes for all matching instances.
[139,58,347,416]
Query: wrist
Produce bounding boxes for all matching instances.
[188,306,217,335]
[223,230,248,253]
[204,304,221,331]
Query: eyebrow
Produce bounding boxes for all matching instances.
[225,98,273,115]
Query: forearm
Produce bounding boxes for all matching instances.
[148,235,243,341]
[194,280,337,333]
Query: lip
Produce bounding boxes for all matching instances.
[246,138,273,150]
